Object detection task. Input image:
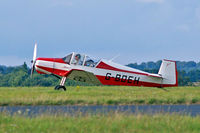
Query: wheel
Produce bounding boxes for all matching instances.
[60,86,66,91]
[54,85,66,91]
[54,85,60,90]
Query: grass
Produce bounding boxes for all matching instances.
[0,113,200,133]
[0,86,200,105]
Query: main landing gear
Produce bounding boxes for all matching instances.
[54,77,67,91]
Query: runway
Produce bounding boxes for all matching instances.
[1,104,200,116]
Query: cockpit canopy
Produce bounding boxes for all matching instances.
[62,52,99,67]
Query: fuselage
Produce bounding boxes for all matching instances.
[35,55,178,88]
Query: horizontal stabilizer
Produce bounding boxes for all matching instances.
[147,73,162,78]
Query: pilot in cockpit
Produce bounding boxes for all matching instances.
[72,54,81,65]
[84,59,94,67]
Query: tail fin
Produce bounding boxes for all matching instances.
[158,59,178,87]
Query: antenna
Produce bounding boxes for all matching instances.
[109,54,120,62]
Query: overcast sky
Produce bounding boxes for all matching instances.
[0,0,200,66]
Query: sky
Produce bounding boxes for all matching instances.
[0,0,200,66]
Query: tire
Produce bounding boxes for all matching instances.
[54,85,60,90]
[54,85,66,91]
[62,86,66,91]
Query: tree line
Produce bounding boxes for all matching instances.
[127,60,200,86]
[0,61,200,87]
[0,63,86,87]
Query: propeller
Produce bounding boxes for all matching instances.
[31,43,37,77]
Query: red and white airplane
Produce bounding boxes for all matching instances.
[31,43,178,91]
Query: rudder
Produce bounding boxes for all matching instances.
[158,59,178,87]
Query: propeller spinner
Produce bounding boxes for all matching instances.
[31,43,37,77]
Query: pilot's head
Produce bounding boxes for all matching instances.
[75,54,81,61]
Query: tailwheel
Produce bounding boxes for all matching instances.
[54,85,66,91]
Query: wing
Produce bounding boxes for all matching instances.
[66,70,102,85]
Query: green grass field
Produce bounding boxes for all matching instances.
[0,113,200,133]
[0,86,200,105]
[1,86,200,133]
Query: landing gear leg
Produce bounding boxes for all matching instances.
[54,77,67,91]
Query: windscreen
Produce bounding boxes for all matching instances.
[84,56,99,67]
[62,54,72,64]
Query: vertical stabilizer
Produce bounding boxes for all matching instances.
[158,60,178,87]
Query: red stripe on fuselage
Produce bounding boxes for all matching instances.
[37,58,66,64]
[96,75,177,87]
[96,62,150,77]
[36,65,69,76]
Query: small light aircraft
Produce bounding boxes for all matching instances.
[31,43,178,91]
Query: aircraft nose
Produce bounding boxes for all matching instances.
[34,57,55,74]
